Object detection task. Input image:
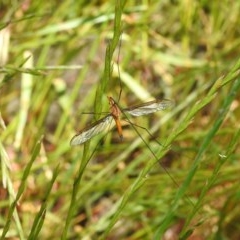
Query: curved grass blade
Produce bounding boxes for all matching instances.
[1,137,42,240]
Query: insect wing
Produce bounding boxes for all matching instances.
[124,99,174,117]
[70,115,113,146]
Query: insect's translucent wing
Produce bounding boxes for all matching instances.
[124,99,174,117]
[70,115,113,146]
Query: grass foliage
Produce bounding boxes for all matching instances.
[1,0,240,239]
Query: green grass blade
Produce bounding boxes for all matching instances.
[1,137,42,240]
[61,141,91,240]
[27,164,60,240]
[94,0,126,114]
[155,75,240,238]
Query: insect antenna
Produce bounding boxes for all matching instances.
[116,32,123,103]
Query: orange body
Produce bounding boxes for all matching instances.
[108,96,123,139]
[113,117,123,139]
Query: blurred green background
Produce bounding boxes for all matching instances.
[0,0,240,239]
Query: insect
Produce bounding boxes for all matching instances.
[70,97,173,146]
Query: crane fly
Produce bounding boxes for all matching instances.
[70,97,173,146]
